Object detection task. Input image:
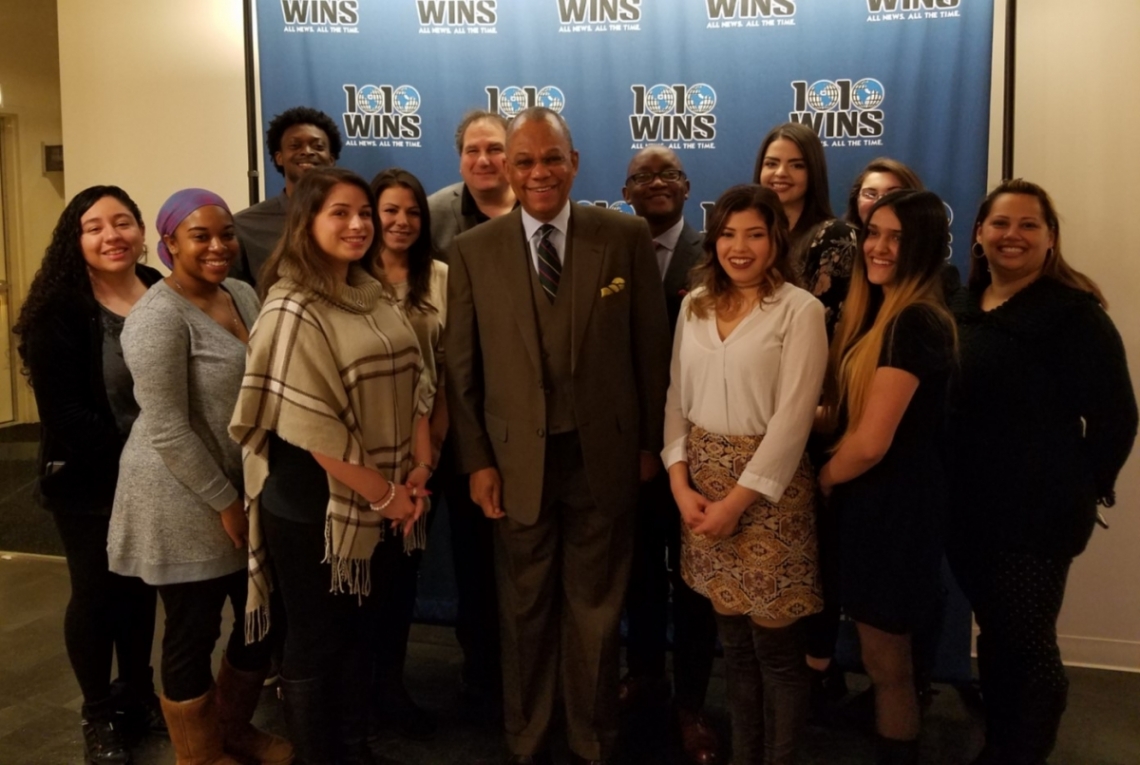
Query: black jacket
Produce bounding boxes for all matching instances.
[25,265,163,514]
[949,278,1137,558]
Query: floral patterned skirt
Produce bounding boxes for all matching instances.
[680,426,823,620]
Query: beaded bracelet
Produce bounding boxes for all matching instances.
[369,481,397,513]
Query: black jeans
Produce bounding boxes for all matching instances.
[441,451,501,694]
[623,469,717,711]
[53,512,157,708]
[156,568,271,702]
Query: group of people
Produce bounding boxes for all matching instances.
[15,101,1135,765]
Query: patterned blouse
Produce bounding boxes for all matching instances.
[795,218,858,340]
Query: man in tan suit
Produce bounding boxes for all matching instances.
[445,107,670,765]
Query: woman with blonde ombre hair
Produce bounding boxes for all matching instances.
[818,189,956,765]
[664,184,828,765]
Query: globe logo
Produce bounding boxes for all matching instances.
[392,85,421,116]
[537,86,566,113]
[685,84,717,115]
[645,84,676,116]
[498,86,529,117]
[356,84,385,115]
[807,80,840,112]
[852,78,885,111]
[609,201,635,215]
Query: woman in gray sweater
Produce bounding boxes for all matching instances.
[109,189,292,765]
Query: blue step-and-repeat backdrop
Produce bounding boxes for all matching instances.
[254,0,993,273]
[252,0,994,682]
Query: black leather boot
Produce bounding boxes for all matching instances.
[336,645,377,765]
[280,675,335,765]
[750,622,810,765]
[81,695,131,765]
[715,613,764,765]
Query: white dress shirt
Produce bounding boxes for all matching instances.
[662,282,828,502]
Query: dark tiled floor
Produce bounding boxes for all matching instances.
[1,553,1138,764]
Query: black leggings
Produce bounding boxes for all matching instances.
[950,547,1071,762]
[261,512,379,681]
[53,512,158,706]
[156,569,272,701]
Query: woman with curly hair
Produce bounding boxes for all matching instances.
[819,189,957,765]
[949,179,1136,765]
[663,184,828,765]
[14,186,165,764]
[367,167,448,739]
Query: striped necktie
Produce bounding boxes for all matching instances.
[536,223,561,301]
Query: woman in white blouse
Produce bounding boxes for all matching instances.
[663,184,828,765]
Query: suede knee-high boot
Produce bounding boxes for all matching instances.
[749,622,809,765]
[215,654,294,764]
[715,613,764,765]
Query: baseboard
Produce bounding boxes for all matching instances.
[1056,635,1140,673]
[970,627,1140,673]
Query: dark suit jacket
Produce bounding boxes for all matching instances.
[445,204,671,525]
[427,181,467,260]
[663,221,703,329]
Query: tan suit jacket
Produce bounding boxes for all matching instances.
[445,203,670,525]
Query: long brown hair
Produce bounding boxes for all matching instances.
[826,190,956,440]
[258,167,380,300]
[751,122,834,248]
[687,184,795,320]
[369,167,439,314]
[967,178,1106,306]
[844,157,924,228]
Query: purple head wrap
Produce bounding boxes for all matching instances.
[155,188,232,269]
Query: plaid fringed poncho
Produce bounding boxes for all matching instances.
[230,264,434,642]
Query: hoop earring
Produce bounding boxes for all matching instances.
[971,242,986,260]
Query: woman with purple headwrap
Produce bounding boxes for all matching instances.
[108,189,293,764]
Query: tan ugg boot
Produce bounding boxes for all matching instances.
[216,654,295,764]
[160,690,243,765]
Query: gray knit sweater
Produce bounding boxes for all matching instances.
[108,279,260,585]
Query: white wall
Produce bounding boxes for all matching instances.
[0,0,66,421]
[57,0,248,263]
[47,0,1140,668]
[1012,0,1140,670]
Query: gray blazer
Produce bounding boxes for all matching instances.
[427,181,466,260]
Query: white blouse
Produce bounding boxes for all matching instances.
[662,282,828,502]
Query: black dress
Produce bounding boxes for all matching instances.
[835,304,955,634]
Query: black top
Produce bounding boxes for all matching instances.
[949,278,1137,558]
[796,218,858,340]
[261,432,330,524]
[835,304,956,632]
[25,265,164,514]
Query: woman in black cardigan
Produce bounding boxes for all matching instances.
[948,179,1137,765]
[14,186,165,765]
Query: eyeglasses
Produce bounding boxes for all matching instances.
[859,187,899,202]
[627,169,687,186]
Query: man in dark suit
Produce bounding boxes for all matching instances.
[428,109,517,257]
[619,147,721,765]
[445,108,670,765]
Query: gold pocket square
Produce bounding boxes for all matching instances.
[600,277,626,297]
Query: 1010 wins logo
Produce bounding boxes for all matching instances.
[281,0,358,30]
[416,0,497,29]
[341,85,422,146]
[485,86,566,118]
[789,79,885,144]
[629,84,717,147]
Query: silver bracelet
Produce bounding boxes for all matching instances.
[369,481,397,513]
